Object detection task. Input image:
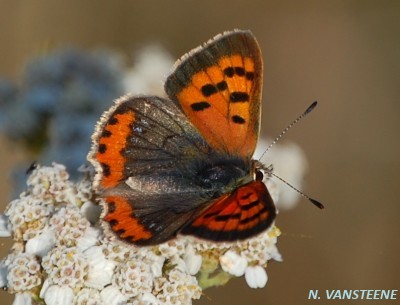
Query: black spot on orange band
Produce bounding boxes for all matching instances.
[98,144,107,153]
[217,80,228,91]
[102,130,112,137]
[234,67,245,76]
[246,72,254,80]
[122,236,135,243]
[191,101,211,111]
[241,199,260,211]
[224,66,252,79]
[201,84,218,97]
[215,213,241,222]
[201,81,228,97]
[232,115,246,124]
[116,228,126,235]
[230,92,249,102]
[224,67,235,77]
[109,117,119,125]
[239,206,268,225]
[108,201,116,213]
[109,219,118,226]
[101,163,111,177]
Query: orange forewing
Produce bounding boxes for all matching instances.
[177,55,259,157]
[166,30,263,158]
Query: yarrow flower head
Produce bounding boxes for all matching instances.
[0,162,289,305]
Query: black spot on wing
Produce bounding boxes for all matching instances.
[108,201,116,213]
[101,162,111,177]
[191,101,211,111]
[109,219,118,226]
[232,115,246,124]
[201,84,218,97]
[201,81,228,97]
[98,144,107,153]
[215,213,241,222]
[217,81,228,91]
[246,72,254,80]
[230,92,249,102]
[101,130,112,137]
[234,67,245,76]
[241,199,260,211]
[108,117,119,125]
[224,67,235,77]
[239,206,268,225]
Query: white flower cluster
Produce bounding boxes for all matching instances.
[0,163,283,305]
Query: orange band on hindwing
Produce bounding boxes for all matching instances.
[181,181,275,241]
[95,110,135,188]
[104,196,152,243]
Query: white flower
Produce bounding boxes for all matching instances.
[144,252,165,278]
[245,265,268,288]
[12,292,32,305]
[39,278,50,299]
[140,291,159,305]
[113,259,153,298]
[42,284,74,305]
[76,226,102,252]
[1,161,282,304]
[123,45,174,96]
[42,247,88,289]
[25,227,56,257]
[84,246,115,289]
[154,269,201,305]
[74,288,103,305]
[102,240,131,263]
[27,163,75,204]
[5,195,52,241]
[238,226,282,265]
[220,250,248,277]
[6,253,41,293]
[158,239,186,258]
[184,244,202,275]
[49,206,90,246]
[100,285,128,305]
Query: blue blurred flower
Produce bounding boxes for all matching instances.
[0,44,175,194]
[0,48,124,188]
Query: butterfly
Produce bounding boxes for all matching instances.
[88,29,277,246]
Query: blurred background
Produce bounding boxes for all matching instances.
[0,1,399,305]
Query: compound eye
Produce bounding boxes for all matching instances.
[255,170,264,181]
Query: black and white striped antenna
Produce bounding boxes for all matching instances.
[259,101,324,209]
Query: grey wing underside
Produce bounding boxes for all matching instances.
[103,96,215,214]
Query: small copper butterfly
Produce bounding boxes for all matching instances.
[88,30,277,246]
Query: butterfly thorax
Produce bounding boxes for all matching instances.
[192,154,262,199]
[192,154,265,198]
